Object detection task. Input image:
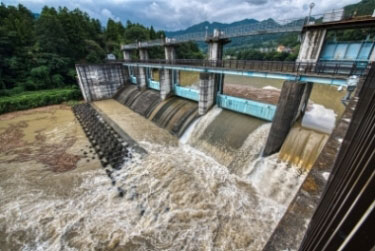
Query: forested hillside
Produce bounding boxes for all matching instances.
[0,4,202,99]
[0,4,161,96]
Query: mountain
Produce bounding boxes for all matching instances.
[165,18,301,51]
[344,0,375,17]
[165,18,259,37]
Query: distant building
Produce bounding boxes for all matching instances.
[258,47,272,53]
[106,54,116,60]
[276,45,292,53]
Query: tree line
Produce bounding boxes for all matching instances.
[0,4,203,96]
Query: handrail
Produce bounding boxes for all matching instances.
[122,59,371,77]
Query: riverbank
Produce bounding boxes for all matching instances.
[0,88,82,115]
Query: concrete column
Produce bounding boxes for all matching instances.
[160,69,172,100]
[263,81,313,156]
[199,73,216,115]
[207,34,226,63]
[198,31,229,114]
[164,45,176,62]
[138,48,149,90]
[297,29,327,64]
[123,50,131,61]
[159,45,176,100]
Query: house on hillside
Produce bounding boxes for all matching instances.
[276,45,292,53]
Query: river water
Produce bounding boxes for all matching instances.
[0,76,339,251]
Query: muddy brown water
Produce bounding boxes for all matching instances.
[0,98,330,250]
[224,75,347,118]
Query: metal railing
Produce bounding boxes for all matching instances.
[122,59,371,77]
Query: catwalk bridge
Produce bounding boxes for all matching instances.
[121,58,366,86]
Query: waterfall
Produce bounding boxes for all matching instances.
[182,106,266,166]
[148,97,199,137]
[279,124,329,171]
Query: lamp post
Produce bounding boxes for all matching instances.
[307,2,315,25]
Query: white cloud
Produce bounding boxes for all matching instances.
[101,8,120,21]
[2,0,361,30]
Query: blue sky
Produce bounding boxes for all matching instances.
[1,0,361,31]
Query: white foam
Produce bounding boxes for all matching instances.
[185,106,222,143]
[263,86,280,91]
[302,104,337,134]
[322,172,330,181]
[179,117,201,145]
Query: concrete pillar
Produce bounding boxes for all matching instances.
[138,48,149,90]
[123,50,131,61]
[160,45,176,100]
[199,73,216,115]
[198,31,230,114]
[297,29,327,64]
[164,45,176,62]
[160,69,172,100]
[207,32,226,63]
[263,81,313,156]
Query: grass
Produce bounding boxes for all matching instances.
[0,88,82,115]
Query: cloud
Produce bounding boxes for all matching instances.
[101,8,120,21]
[2,0,361,30]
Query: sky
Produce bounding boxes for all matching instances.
[1,0,361,31]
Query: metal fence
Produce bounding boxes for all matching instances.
[123,59,371,77]
[298,64,375,251]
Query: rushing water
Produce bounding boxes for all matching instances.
[0,84,332,250]
[114,85,199,137]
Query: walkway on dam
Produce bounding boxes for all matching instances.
[121,59,369,85]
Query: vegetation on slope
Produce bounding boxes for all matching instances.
[344,0,375,17]
[0,88,81,114]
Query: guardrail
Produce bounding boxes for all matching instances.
[123,59,371,77]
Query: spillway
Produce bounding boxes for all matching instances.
[114,85,199,137]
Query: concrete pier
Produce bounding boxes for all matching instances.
[198,30,229,114]
[160,45,176,100]
[138,48,149,90]
[123,50,131,61]
[263,81,312,156]
[198,73,216,115]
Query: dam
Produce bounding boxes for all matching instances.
[0,10,374,251]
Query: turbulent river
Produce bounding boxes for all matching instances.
[0,81,337,250]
